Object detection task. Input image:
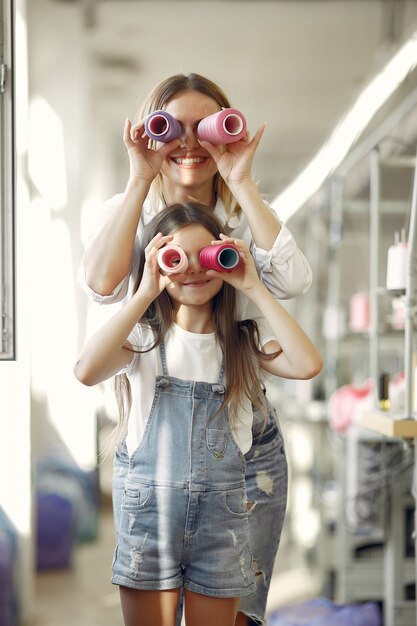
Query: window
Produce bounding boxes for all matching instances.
[0,0,15,359]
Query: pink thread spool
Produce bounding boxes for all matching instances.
[144,111,182,143]
[348,292,370,333]
[197,109,247,145]
[199,244,240,272]
[157,245,188,274]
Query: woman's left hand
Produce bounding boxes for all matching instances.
[198,124,265,187]
[206,235,261,295]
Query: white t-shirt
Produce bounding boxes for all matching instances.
[119,322,273,457]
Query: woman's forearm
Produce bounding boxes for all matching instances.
[83,177,151,296]
[229,179,281,250]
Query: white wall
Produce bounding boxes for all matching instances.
[27,0,98,471]
[0,1,102,621]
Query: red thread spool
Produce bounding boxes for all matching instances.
[199,244,240,272]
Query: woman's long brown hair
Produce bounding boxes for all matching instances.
[114,202,275,442]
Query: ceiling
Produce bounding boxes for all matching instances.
[50,0,417,205]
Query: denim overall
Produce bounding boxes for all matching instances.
[111,342,256,598]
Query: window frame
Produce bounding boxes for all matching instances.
[0,0,16,360]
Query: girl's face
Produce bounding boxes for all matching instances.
[165,224,224,309]
[160,91,220,193]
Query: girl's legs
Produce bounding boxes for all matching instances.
[119,586,181,626]
[235,611,250,626]
[119,586,238,626]
[184,590,239,626]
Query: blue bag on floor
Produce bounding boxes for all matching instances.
[268,597,382,626]
[36,491,74,569]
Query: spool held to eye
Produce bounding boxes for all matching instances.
[199,244,240,271]
[144,111,182,143]
[157,245,188,274]
[197,109,247,145]
[157,243,240,274]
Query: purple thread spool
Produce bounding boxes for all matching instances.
[157,245,188,274]
[145,111,182,143]
[199,244,240,272]
[197,108,247,145]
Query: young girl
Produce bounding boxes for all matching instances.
[75,203,322,626]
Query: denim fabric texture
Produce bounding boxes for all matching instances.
[111,343,255,598]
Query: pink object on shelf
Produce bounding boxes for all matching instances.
[328,380,373,432]
[197,109,247,145]
[349,292,370,332]
[157,245,188,274]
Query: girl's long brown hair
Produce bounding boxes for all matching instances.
[137,73,241,219]
[114,203,274,441]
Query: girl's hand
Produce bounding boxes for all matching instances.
[198,124,265,187]
[124,118,181,183]
[137,233,186,301]
[206,235,261,295]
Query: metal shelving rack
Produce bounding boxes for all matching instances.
[322,86,417,625]
[360,146,417,626]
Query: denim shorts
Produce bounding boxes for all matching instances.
[112,481,255,597]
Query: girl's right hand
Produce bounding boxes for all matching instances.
[137,233,186,302]
[124,118,181,183]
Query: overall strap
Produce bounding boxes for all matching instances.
[159,341,169,376]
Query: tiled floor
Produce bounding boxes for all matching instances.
[31,504,319,625]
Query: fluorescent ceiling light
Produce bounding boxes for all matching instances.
[272,30,417,222]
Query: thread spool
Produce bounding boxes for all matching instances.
[197,109,247,145]
[157,245,188,274]
[348,292,370,332]
[386,230,408,290]
[144,111,182,143]
[199,244,240,272]
[378,372,391,412]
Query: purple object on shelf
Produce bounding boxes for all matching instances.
[197,108,247,144]
[157,245,188,274]
[144,110,182,142]
[199,243,240,272]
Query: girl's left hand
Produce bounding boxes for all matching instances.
[206,235,261,294]
[198,125,265,187]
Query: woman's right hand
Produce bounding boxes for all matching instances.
[124,118,181,183]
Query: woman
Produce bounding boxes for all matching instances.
[79,73,313,626]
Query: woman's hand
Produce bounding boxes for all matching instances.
[198,124,265,187]
[124,118,181,183]
[206,235,261,296]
